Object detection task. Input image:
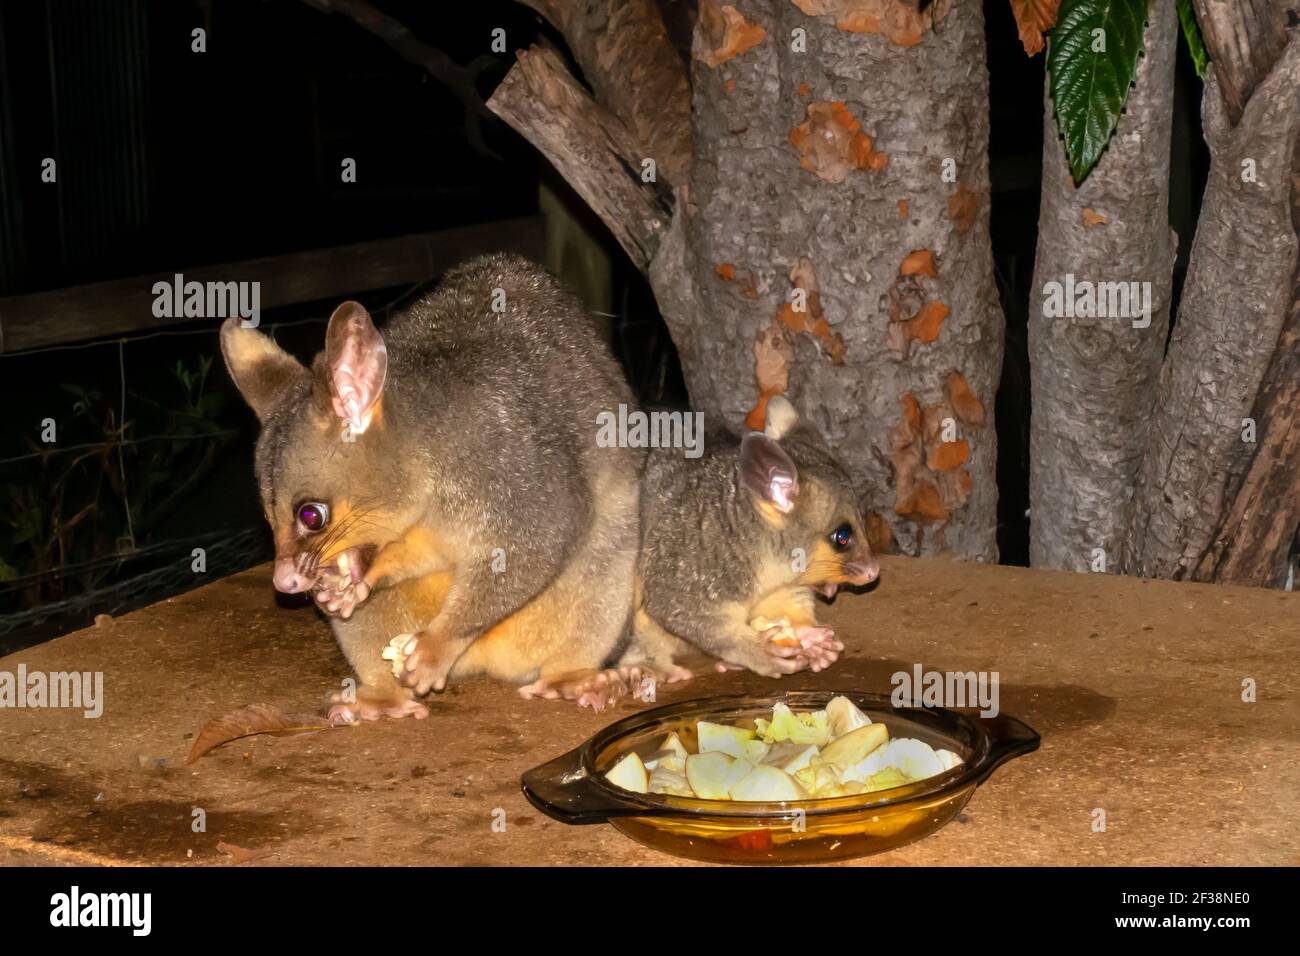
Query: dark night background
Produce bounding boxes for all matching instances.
[0,0,1209,650]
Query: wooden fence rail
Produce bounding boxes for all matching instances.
[0,217,544,353]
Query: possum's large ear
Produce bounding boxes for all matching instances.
[220,318,309,422]
[325,301,387,434]
[763,396,799,440]
[739,431,799,515]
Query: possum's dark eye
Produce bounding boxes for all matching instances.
[830,523,853,552]
[297,502,329,533]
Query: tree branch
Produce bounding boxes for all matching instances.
[487,46,674,273]
[298,0,503,160]
[514,0,692,185]
[1191,0,1289,125]
[1124,34,1300,584]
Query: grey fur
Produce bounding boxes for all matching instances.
[225,254,643,699]
[635,418,872,676]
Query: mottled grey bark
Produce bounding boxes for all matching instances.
[1027,0,1178,572]
[652,0,1003,560]
[1124,35,1300,580]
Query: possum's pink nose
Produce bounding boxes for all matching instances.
[273,558,312,593]
[848,558,879,586]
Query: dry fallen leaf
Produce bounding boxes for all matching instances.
[1009,0,1060,57]
[186,703,331,765]
[217,841,268,864]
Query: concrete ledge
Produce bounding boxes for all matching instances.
[1,556,1296,866]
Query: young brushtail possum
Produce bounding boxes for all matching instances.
[631,397,879,679]
[220,254,644,721]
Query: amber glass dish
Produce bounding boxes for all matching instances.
[521,690,1039,864]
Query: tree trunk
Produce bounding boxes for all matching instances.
[1124,32,1300,582]
[1027,0,1178,572]
[650,0,1003,560]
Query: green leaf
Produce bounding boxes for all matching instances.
[1176,0,1208,78]
[1048,0,1149,184]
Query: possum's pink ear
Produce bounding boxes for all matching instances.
[739,432,799,514]
[325,301,387,434]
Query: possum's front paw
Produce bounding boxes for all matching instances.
[313,548,371,618]
[791,625,843,673]
[714,629,808,677]
[395,631,461,695]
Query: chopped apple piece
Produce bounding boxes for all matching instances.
[838,747,890,784]
[657,732,689,761]
[863,767,909,793]
[648,766,694,797]
[754,702,831,745]
[742,739,773,763]
[697,721,756,759]
[936,748,964,772]
[604,752,648,793]
[825,696,872,739]
[821,722,889,767]
[763,742,820,774]
[643,750,686,774]
[685,752,753,800]
[729,765,810,802]
[880,738,945,782]
[794,759,841,796]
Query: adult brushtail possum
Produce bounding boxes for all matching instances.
[630,397,879,680]
[220,254,644,721]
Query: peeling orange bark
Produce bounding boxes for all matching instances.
[927,439,970,471]
[899,248,938,278]
[1082,207,1108,228]
[945,370,985,427]
[746,319,794,431]
[789,101,887,184]
[698,1,767,68]
[791,0,932,47]
[898,199,909,219]
[796,82,812,97]
[773,256,848,364]
[908,301,949,343]
[716,262,737,280]
[948,183,978,233]
[890,388,978,528]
